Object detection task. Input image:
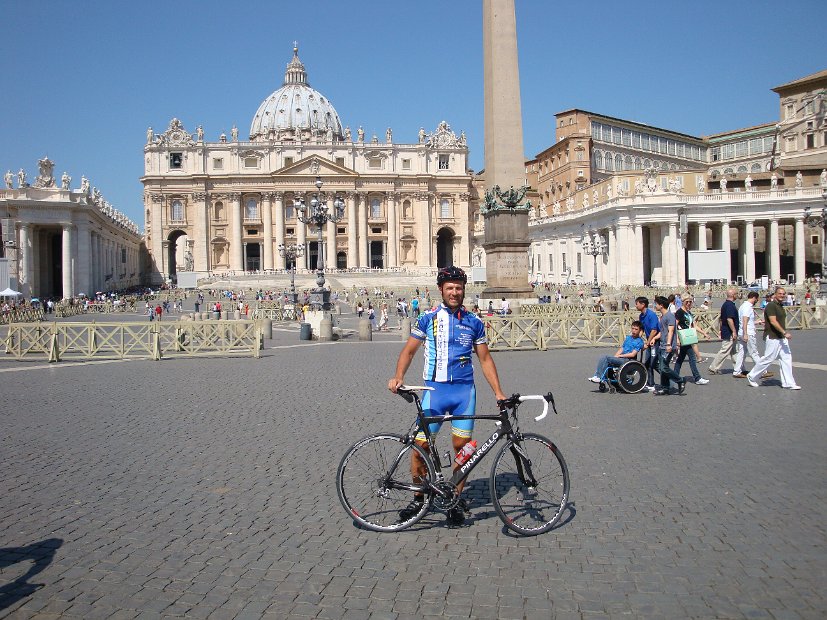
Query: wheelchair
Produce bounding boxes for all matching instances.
[598,359,648,394]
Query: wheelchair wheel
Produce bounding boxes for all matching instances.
[598,382,607,393]
[616,360,647,394]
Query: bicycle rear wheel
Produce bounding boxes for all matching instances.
[336,434,434,532]
[490,433,570,536]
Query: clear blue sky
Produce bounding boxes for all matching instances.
[2,0,825,226]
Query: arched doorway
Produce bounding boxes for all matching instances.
[436,228,455,268]
[167,230,187,284]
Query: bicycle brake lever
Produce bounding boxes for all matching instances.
[545,391,558,415]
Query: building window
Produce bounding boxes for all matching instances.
[804,100,814,116]
[336,157,345,167]
[785,136,796,152]
[785,104,794,119]
[615,154,623,171]
[612,128,621,145]
[285,204,295,220]
[622,129,631,146]
[806,133,815,149]
[402,158,411,170]
[593,151,603,170]
[605,154,614,171]
[440,198,451,219]
[371,227,382,234]
[641,134,649,151]
[548,253,553,272]
[562,252,567,272]
[170,153,183,169]
[337,227,346,234]
[438,154,450,170]
[244,157,258,168]
[213,158,223,170]
[245,198,258,220]
[576,253,582,273]
[247,229,258,236]
[370,198,381,219]
[369,157,382,169]
[284,156,293,166]
[813,235,820,245]
[736,141,747,157]
[286,227,294,235]
[171,199,184,221]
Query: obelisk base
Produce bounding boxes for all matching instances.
[481,210,534,299]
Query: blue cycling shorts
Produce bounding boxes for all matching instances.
[416,381,476,440]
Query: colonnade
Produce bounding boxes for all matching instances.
[534,214,813,288]
[16,222,140,299]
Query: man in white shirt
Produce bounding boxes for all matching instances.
[733,291,772,379]
[500,297,510,316]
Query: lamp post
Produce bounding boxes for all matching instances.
[581,231,607,298]
[277,242,305,304]
[804,188,827,298]
[295,176,345,310]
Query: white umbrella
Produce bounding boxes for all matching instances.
[0,287,22,298]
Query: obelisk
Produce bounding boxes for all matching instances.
[481,0,534,299]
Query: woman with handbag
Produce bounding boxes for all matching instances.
[674,298,710,385]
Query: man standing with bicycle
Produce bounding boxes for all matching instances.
[388,266,507,526]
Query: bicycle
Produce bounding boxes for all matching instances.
[336,386,570,536]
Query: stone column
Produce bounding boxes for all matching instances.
[387,192,398,267]
[76,221,91,296]
[418,192,432,267]
[62,224,74,299]
[661,224,673,286]
[696,221,707,251]
[242,241,248,272]
[296,194,308,270]
[609,225,621,286]
[669,221,682,286]
[794,217,806,285]
[720,221,731,284]
[744,220,756,282]
[262,192,274,270]
[346,192,357,268]
[274,193,285,269]
[326,197,336,270]
[358,193,369,267]
[19,224,32,297]
[631,223,644,285]
[768,218,781,282]
[230,192,242,271]
[191,192,207,272]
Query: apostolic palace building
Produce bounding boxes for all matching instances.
[141,46,474,286]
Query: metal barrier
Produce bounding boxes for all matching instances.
[0,308,45,325]
[483,306,825,351]
[3,320,262,362]
[251,301,297,321]
[55,304,85,318]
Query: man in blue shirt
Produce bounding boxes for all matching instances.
[709,288,740,375]
[588,321,645,382]
[635,296,660,391]
[389,266,506,526]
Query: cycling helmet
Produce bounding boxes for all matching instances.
[436,266,467,286]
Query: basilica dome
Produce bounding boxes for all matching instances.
[249,46,344,142]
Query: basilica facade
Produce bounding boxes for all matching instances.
[141,47,474,285]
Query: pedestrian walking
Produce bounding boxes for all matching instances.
[673,298,710,385]
[747,287,801,390]
[635,296,660,392]
[708,288,740,375]
[650,296,686,395]
[733,291,772,379]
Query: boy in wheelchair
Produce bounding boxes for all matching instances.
[587,321,645,389]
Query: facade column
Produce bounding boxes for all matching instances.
[19,224,32,297]
[274,193,285,269]
[696,221,707,251]
[262,192,274,271]
[794,217,806,285]
[242,241,248,272]
[358,193,369,267]
[768,218,781,282]
[670,221,684,286]
[387,192,398,267]
[346,192,357,268]
[76,222,91,297]
[744,220,756,282]
[720,221,731,284]
[608,226,618,287]
[230,192,242,271]
[296,193,308,270]
[631,223,644,285]
[61,224,74,298]
[326,197,336,271]
[419,192,432,267]
[192,192,208,272]
[661,224,673,286]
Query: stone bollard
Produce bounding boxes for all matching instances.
[193,312,201,321]
[233,310,241,321]
[221,310,228,320]
[319,317,333,341]
[400,317,411,339]
[262,318,272,340]
[359,319,373,341]
[336,303,342,315]
[510,300,521,315]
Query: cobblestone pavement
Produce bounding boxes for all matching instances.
[1,324,826,619]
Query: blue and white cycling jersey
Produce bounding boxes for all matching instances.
[411,304,487,383]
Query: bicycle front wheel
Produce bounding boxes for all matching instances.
[336,434,434,532]
[490,433,570,536]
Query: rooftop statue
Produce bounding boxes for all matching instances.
[61,171,71,190]
[4,170,12,189]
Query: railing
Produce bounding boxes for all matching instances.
[251,301,297,321]
[0,308,45,325]
[483,306,826,351]
[3,320,262,362]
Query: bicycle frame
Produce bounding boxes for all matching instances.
[394,390,538,497]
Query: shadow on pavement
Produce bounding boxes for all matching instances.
[0,538,63,611]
